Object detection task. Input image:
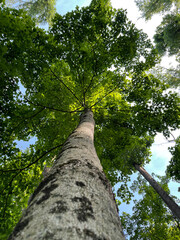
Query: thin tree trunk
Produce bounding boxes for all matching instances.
[134,163,180,220]
[8,109,125,240]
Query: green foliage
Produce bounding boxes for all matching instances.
[154,13,180,56]
[135,0,180,57]
[167,137,180,181]
[1,1,180,238]
[135,0,179,20]
[0,149,44,239]
[0,5,55,115]
[121,174,180,240]
[5,0,56,25]
[150,65,180,88]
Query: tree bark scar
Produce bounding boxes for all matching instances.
[42,231,58,240]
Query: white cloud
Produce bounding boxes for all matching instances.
[111,0,162,40]
[145,132,179,176]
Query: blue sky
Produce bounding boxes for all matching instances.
[56,0,91,14]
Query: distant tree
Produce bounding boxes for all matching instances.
[5,0,56,25]
[121,174,180,240]
[135,0,179,20]
[150,66,180,88]
[154,13,180,56]
[167,136,180,182]
[135,0,180,86]
[136,0,180,57]
[133,163,180,220]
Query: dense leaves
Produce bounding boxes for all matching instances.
[0,0,180,238]
[167,136,180,182]
[154,13,180,56]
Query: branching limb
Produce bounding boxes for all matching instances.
[5,107,45,139]
[84,73,97,96]
[49,67,84,107]
[170,132,176,141]
[24,97,82,113]
[90,86,118,109]
[1,143,64,173]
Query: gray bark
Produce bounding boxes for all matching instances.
[8,109,125,240]
[134,163,180,220]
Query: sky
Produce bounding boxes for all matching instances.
[54,0,180,210]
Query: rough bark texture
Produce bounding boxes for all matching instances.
[134,163,180,220]
[8,109,125,240]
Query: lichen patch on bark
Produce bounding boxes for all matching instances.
[28,174,57,205]
[36,183,59,205]
[83,229,107,240]
[49,200,68,214]
[72,196,95,222]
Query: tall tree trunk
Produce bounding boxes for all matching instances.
[8,109,125,240]
[134,163,180,220]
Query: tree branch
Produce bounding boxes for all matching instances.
[1,143,64,173]
[84,73,97,96]
[90,86,118,109]
[49,67,84,107]
[6,107,46,139]
[24,97,82,113]
[1,143,64,218]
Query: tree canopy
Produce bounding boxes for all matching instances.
[135,0,180,20]
[135,0,180,85]
[5,0,56,25]
[154,13,180,56]
[0,0,180,239]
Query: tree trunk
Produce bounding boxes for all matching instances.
[8,109,125,240]
[134,163,180,220]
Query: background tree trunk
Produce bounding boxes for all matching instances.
[8,109,125,240]
[134,163,180,220]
